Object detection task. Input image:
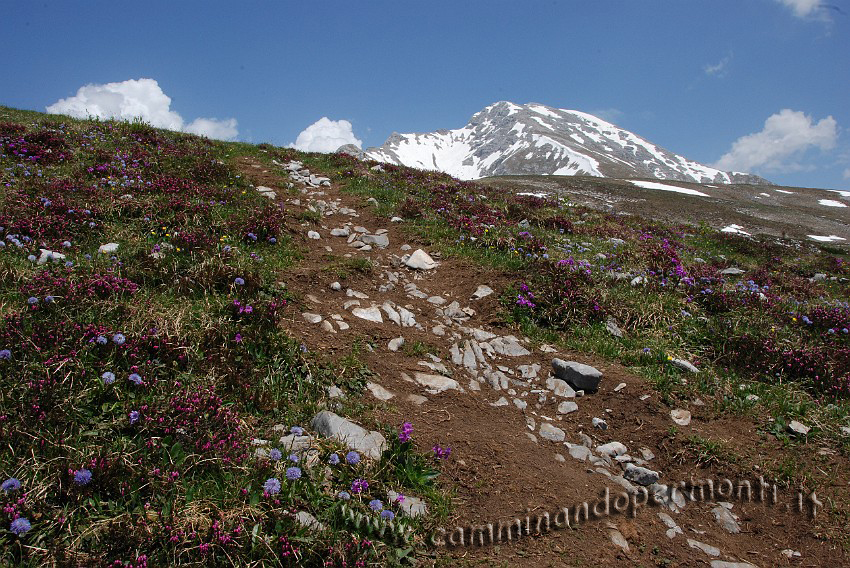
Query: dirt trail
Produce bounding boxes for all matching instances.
[238,156,847,567]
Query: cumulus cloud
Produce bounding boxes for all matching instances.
[184,117,239,141]
[714,109,837,173]
[290,117,362,153]
[46,78,238,140]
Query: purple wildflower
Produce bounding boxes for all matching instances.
[368,499,383,511]
[101,371,116,384]
[96,335,108,345]
[1,478,21,492]
[129,411,140,424]
[337,490,351,500]
[27,297,38,305]
[263,477,281,495]
[269,449,282,461]
[288,453,299,463]
[432,445,451,460]
[398,422,413,443]
[112,333,126,345]
[380,510,395,520]
[128,373,142,385]
[290,426,304,436]
[74,469,92,485]
[0,349,11,360]
[350,479,368,494]
[328,453,340,465]
[285,467,302,481]
[10,518,31,536]
[345,451,360,465]
[234,277,245,286]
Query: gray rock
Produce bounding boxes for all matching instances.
[596,441,627,457]
[279,434,312,452]
[38,249,66,264]
[788,420,810,436]
[413,372,460,394]
[546,377,577,398]
[658,512,683,539]
[404,249,438,270]
[605,317,624,338]
[841,426,850,436]
[623,463,660,486]
[670,409,692,426]
[98,242,119,254]
[608,526,630,552]
[388,337,405,351]
[551,359,603,391]
[311,411,387,460]
[630,275,644,286]
[295,511,326,531]
[327,385,344,399]
[720,267,745,276]
[366,382,394,401]
[361,234,389,248]
[471,285,494,300]
[557,401,579,414]
[671,358,699,373]
[387,490,428,518]
[330,227,350,237]
[406,393,428,405]
[307,230,321,240]
[592,417,608,430]
[489,336,531,357]
[566,443,592,461]
[712,502,741,534]
[491,397,509,407]
[330,281,342,291]
[710,562,759,568]
[539,423,566,442]
[351,306,383,323]
[687,538,720,557]
[302,312,323,324]
[649,483,687,512]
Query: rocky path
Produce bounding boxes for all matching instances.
[238,156,834,567]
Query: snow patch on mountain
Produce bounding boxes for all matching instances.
[360,101,768,185]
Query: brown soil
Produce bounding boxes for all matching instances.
[238,157,850,567]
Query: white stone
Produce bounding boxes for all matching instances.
[539,423,566,442]
[351,306,383,323]
[311,410,386,460]
[413,372,460,394]
[366,382,394,401]
[307,231,320,240]
[557,401,578,414]
[388,337,405,351]
[98,243,119,254]
[471,285,494,300]
[670,409,692,426]
[302,313,323,324]
[404,249,438,270]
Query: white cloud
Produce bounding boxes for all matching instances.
[46,78,238,140]
[704,54,732,77]
[776,0,832,19]
[844,168,850,179]
[290,117,362,153]
[185,117,239,141]
[714,109,837,173]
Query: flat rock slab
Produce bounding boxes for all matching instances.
[710,562,759,568]
[596,441,628,457]
[539,423,566,442]
[557,401,579,414]
[552,359,602,391]
[788,420,810,436]
[546,377,577,398]
[471,285,494,300]
[387,490,428,518]
[351,306,383,323]
[712,502,741,534]
[366,382,394,401]
[687,538,720,557]
[311,411,387,460]
[361,234,389,248]
[489,336,531,356]
[413,372,460,394]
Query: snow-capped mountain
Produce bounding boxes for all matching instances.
[361,101,768,184]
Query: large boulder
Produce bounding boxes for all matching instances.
[311,411,387,460]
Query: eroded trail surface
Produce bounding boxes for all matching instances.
[239,156,847,567]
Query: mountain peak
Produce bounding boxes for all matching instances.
[361,101,769,184]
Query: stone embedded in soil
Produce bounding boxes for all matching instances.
[614,382,626,392]
[330,227,350,237]
[539,423,566,442]
[404,249,438,270]
[38,249,66,264]
[491,397,509,407]
[551,359,603,391]
[98,242,119,254]
[841,426,850,436]
[361,234,389,248]
[295,511,325,531]
[671,358,699,373]
[712,502,741,534]
[388,337,405,351]
[302,312,323,324]
[710,562,759,568]
[605,318,624,338]
[413,372,460,394]
[658,512,683,539]
[406,393,428,405]
[670,409,692,426]
[489,336,531,357]
[557,401,579,414]
[311,410,387,460]
[321,320,336,334]
[623,463,660,486]
[687,539,720,557]
[592,417,608,430]
[720,267,745,276]
[518,364,540,379]
[596,441,627,457]
[351,306,383,323]
[546,377,577,398]
[787,420,810,436]
[278,434,312,452]
[307,230,320,240]
[366,382,394,401]
[566,443,592,461]
[471,284,494,300]
[607,525,630,552]
[649,483,687,512]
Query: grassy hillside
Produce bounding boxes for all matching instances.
[1,105,849,566]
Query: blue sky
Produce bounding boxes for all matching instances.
[2,0,848,189]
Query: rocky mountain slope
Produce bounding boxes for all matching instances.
[359,101,769,184]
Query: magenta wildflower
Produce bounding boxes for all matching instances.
[398,422,413,443]
[350,478,368,494]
